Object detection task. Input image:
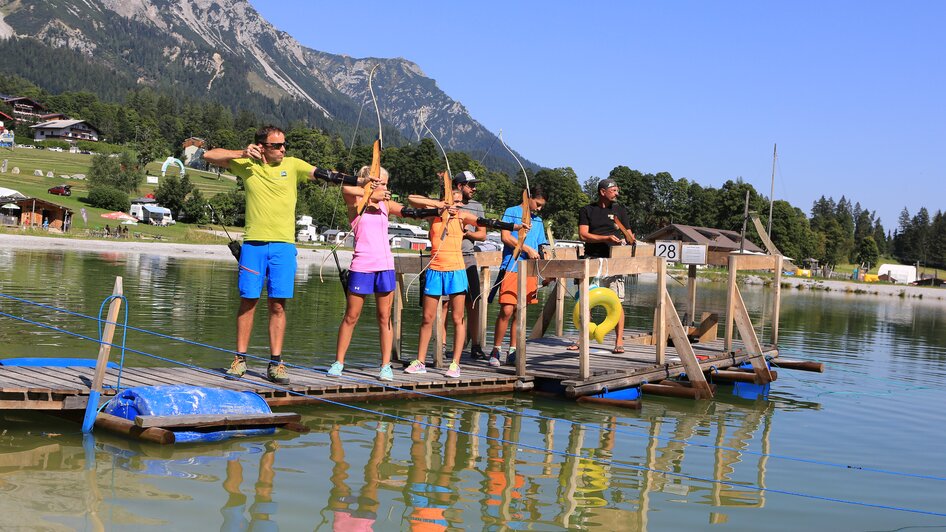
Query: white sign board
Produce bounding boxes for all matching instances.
[680,244,708,265]
[146,175,159,184]
[0,130,13,148]
[655,240,681,262]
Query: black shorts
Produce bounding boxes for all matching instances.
[464,264,481,301]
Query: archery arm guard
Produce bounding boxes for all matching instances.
[400,207,440,219]
[476,217,516,231]
[313,167,359,186]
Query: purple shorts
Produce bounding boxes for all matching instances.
[348,269,396,295]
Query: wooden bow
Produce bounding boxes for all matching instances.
[355,65,383,217]
[420,117,453,241]
[486,131,532,304]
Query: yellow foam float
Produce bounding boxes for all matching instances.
[572,287,622,343]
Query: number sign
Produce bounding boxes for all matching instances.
[655,240,681,262]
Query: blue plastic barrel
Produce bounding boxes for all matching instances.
[103,385,276,443]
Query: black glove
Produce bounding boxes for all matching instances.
[228,240,242,262]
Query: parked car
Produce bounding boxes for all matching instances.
[48,184,71,196]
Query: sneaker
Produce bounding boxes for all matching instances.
[267,362,290,384]
[378,364,394,381]
[488,347,502,367]
[470,344,487,361]
[327,361,344,377]
[445,362,461,378]
[225,356,246,379]
[505,347,517,367]
[404,360,427,374]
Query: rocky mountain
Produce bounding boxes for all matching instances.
[0,0,534,173]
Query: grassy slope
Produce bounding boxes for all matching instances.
[0,147,236,242]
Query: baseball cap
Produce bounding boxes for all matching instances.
[597,178,617,191]
[453,170,479,185]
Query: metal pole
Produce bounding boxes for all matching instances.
[767,143,776,237]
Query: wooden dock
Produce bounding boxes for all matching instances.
[0,363,532,411]
[1,247,806,414]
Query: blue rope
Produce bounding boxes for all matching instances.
[4,292,946,483]
[0,308,945,517]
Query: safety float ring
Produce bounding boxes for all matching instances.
[572,287,622,343]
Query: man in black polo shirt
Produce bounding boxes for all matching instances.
[577,178,635,353]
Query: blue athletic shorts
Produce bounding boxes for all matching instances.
[238,241,297,299]
[348,269,396,294]
[423,269,468,296]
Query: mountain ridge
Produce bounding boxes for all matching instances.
[0,0,537,174]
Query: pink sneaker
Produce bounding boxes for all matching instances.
[404,360,426,374]
[445,362,461,378]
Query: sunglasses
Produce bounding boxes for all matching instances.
[261,142,288,149]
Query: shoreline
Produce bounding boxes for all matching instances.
[0,232,352,266]
[2,233,942,301]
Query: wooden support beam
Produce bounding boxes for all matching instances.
[710,370,778,384]
[772,359,824,372]
[516,260,528,377]
[725,255,738,353]
[530,280,558,339]
[731,283,774,383]
[772,255,782,345]
[555,276,566,336]
[578,260,591,380]
[91,277,123,394]
[687,264,698,325]
[662,288,714,399]
[135,412,301,429]
[478,265,491,348]
[95,412,174,444]
[655,260,666,364]
[392,273,405,362]
[730,254,778,272]
[688,312,719,344]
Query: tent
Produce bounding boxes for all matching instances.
[101,211,137,221]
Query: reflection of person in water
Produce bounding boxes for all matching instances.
[483,414,525,529]
[327,421,390,531]
[220,441,279,531]
[405,417,459,531]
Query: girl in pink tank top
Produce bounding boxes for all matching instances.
[330,166,425,382]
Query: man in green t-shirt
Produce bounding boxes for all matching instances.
[204,125,373,384]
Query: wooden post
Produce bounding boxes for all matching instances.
[392,273,405,362]
[772,255,782,346]
[655,259,666,365]
[91,277,123,394]
[687,264,698,325]
[555,276,566,336]
[663,287,714,399]
[731,283,774,383]
[578,260,591,380]
[725,254,738,353]
[479,265,491,349]
[516,261,529,377]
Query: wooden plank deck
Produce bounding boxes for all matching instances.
[0,363,532,411]
[461,335,779,397]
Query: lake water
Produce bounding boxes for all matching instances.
[1,247,945,530]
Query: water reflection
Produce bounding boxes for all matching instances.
[3,249,946,528]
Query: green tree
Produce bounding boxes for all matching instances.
[88,152,144,193]
[855,236,880,268]
[154,174,195,217]
[87,186,130,212]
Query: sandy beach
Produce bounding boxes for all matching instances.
[2,233,942,301]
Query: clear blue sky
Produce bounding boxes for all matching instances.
[251,1,944,230]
